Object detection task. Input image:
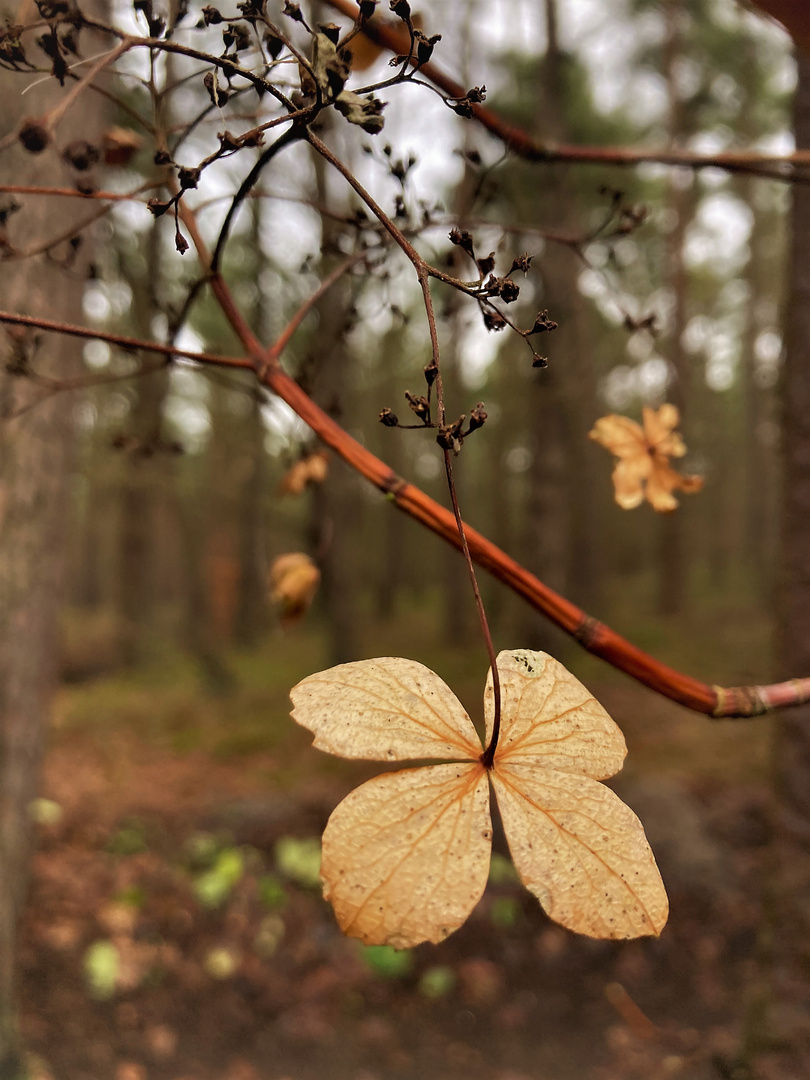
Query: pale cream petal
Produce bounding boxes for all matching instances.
[656,431,686,458]
[484,651,626,780]
[642,404,679,443]
[291,658,483,761]
[320,763,491,948]
[646,463,681,512]
[490,763,668,939]
[589,415,646,459]
[612,455,651,509]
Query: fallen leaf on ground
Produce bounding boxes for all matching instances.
[589,404,702,512]
[290,650,668,947]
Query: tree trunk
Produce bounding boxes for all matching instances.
[234,390,268,646]
[376,330,407,621]
[520,0,591,651]
[657,0,690,617]
[759,50,810,1080]
[235,196,270,647]
[118,225,169,664]
[0,57,105,1076]
[309,149,359,665]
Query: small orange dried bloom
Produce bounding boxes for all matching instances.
[268,552,320,625]
[589,404,703,512]
[278,450,329,496]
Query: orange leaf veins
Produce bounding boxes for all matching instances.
[589,404,703,512]
[289,650,668,948]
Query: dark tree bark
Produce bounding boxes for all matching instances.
[235,196,271,647]
[0,58,105,1077]
[760,50,810,1080]
[309,148,359,665]
[375,332,407,621]
[234,390,268,646]
[657,0,691,617]
[118,225,170,664]
[520,0,601,650]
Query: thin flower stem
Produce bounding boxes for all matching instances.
[416,266,503,760]
[443,450,502,767]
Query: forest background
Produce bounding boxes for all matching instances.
[2,0,809,1078]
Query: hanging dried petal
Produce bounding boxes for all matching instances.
[490,762,668,939]
[290,657,482,761]
[485,651,627,780]
[320,763,491,947]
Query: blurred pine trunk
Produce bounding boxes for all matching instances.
[520,0,601,650]
[234,195,271,647]
[657,0,691,617]
[118,224,169,663]
[764,49,810,1079]
[375,327,407,621]
[310,143,359,664]
[0,38,106,1076]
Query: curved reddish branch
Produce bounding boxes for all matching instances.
[6,298,806,719]
[3,0,803,719]
[325,0,810,182]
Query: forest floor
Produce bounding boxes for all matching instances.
[20,589,774,1080]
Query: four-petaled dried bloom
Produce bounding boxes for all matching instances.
[290,651,668,948]
[589,404,703,512]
